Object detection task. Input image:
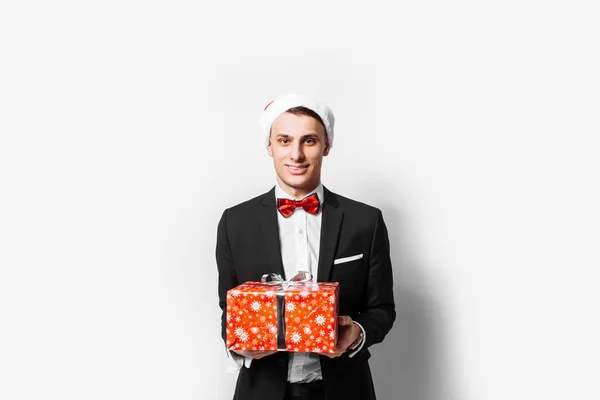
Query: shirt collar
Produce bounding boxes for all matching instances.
[275,182,324,205]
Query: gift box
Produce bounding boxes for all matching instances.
[226,273,339,353]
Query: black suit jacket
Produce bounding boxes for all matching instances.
[216,187,395,400]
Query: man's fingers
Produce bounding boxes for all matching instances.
[338,315,352,325]
[319,351,343,358]
[324,353,335,358]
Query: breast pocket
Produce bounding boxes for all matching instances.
[332,253,364,280]
[333,253,363,265]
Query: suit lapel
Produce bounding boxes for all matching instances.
[317,187,344,282]
[259,188,286,279]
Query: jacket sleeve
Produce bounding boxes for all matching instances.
[353,210,396,349]
[216,209,238,342]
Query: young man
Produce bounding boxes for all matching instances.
[216,94,395,400]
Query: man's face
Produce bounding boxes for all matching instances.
[267,112,330,198]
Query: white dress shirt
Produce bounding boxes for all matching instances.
[227,182,365,379]
[276,182,324,383]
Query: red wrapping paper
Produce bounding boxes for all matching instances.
[226,281,339,353]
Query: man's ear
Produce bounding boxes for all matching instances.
[323,136,331,156]
[267,138,273,157]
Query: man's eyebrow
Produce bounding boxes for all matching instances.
[274,133,319,138]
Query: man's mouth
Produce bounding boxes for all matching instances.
[286,164,309,173]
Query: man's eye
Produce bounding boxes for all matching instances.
[278,138,289,144]
[304,139,316,144]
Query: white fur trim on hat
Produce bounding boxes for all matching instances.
[260,93,335,148]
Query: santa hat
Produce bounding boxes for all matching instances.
[259,93,335,148]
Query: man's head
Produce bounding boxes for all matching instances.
[261,94,335,198]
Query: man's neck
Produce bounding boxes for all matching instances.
[276,180,322,200]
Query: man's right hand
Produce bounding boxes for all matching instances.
[231,349,277,360]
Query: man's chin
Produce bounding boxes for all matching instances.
[283,180,319,194]
[283,176,310,187]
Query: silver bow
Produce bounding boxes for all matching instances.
[260,271,313,290]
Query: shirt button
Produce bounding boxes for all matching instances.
[299,229,304,234]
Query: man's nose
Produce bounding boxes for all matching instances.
[290,143,304,161]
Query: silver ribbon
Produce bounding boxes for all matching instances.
[260,271,313,290]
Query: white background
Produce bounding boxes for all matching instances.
[1,1,599,399]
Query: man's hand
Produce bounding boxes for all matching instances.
[321,315,361,358]
[231,349,277,360]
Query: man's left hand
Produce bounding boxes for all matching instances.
[320,315,361,358]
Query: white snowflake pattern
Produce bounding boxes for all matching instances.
[251,327,259,334]
[303,327,312,335]
[291,332,302,344]
[300,302,307,308]
[315,314,325,325]
[226,314,231,321]
[285,302,296,312]
[251,301,261,312]
[294,317,301,323]
[316,337,322,343]
[234,327,249,342]
[328,294,336,304]
[329,331,335,339]
[267,323,277,334]
[312,347,321,352]
[230,290,241,297]
[259,316,266,322]
[300,290,310,298]
[235,316,241,322]
[319,330,326,336]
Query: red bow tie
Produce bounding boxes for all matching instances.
[277,194,320,218]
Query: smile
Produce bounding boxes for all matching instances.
[286,165,309,173]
